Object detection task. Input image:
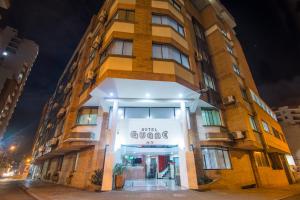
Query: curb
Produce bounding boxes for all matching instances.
[19,185,42,200]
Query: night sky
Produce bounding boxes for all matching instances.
[1,0,300,160]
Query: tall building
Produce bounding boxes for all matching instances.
[274,105,300,167]
[31,0,294,191]
[0,26,39,139]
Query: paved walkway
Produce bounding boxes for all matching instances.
[21,180,300,200]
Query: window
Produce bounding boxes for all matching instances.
[269,153,283,170]
[109,107,190,124]
[152,43,190,69]
[150,108,174,119]
[169,0,181,11]
[152,14,184,36]
[241,87,248,100]
[250,90,277,121]
[262,121,270,133]
[272,127,285,141]
[76,107,98,125]
[114,9,135,22]
[226,45,234,54]
[100,40,133,63]
[232,64,240,75]
[201,108,222,126]
[125,108,149,119]
[254,152,269,167]
[249,116,258,131]
[203,73,216,90]
[201,147,231,170]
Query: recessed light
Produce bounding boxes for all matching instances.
[2,51,8,56]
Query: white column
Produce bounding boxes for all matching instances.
[102,100,118,191]
[180,101,189,150]
[179,101,198,190]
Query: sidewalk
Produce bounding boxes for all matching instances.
[21,180,300,200]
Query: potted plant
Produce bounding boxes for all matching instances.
[113,164,125,190]
[91,169,103,192]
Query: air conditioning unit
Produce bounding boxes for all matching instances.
[223,95,236,105]
[231,131,246,140]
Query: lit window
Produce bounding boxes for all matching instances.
[76,107,98,125]
[268,153,283,170]
[100,40,133,63]
[114,9,135,22]
[201,108,222,126]
[232,64,240,75]
[203,73,216,90]
[202,147,231,170]
[262,121,270,133]
[254,152,269,167]
[152,14,184,37]
[169,0,181,11]
[152,43,190,69]
[249,116,259,131]
[226,45,234,54]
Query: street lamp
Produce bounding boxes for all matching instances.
[9,145,16,152]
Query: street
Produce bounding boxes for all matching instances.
[0,179,35,200]
[1,178,300,200]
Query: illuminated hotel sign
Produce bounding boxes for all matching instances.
[116,119,184,147]
[130,128,168,144]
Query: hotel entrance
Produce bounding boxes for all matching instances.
[120,145,181,191]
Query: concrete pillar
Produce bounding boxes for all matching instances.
[179,101,198,189]
[101,100,118,191]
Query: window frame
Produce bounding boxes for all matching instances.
[76,107,98,126]
[201,108,222,126]
[152,14,185,37]
[113,9,135,22]
[262,121,270,133]
[152,43,190,69]
[100,39,133,64]
[169,0,181,11]
[249,116,259,132]
[201,147,232,170]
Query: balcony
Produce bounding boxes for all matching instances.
[264,133,290,154]
[65,131,96,142]
[103,21,134,44]
[152,0,184,23]
[199,126,232,142]
[152,26,188,50]
[153,60,195,86]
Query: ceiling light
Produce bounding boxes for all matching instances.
[2,51,8,56]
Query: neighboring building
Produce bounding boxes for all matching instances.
[0,0,10,20]
[274,105,300,166]
[31,0,294,191]
[0,26,39,139]
[0,0,10,9]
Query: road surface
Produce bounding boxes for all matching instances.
[0,178,35,200]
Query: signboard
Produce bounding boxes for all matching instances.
[115,119,184,148]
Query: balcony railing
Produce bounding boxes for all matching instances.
[200,126,231,141]
[65,131,96,142]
